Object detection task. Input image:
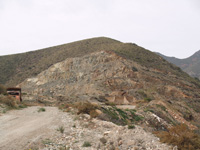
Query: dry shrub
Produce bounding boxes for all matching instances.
[0,95,18,108]
[59,103,71,109]
[73,101,99,116]
[155,124,200,150]
[0,84,6,94]
[89,110,99,118]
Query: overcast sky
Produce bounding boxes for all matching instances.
[0,0,200,58]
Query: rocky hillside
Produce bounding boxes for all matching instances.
[0,37,120,86]
[158,50,200,79]
[1,37,198,87]
[2,37,199,149]
[19,50,200,133]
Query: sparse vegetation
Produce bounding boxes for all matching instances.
[128,124,135,129]
[18,103,28,109]
[105,101,116,106]
[100,106,143,126]
[38,107,46,112]
[156,104,167,111]
[82,141,91,147]
[155,124,200,150]
[57,126,65,134]
[144,107,154,113]
[144,97,153,102]
[42,138,53,145]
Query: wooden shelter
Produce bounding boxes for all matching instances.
[7,87,22,102]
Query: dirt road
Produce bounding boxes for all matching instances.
[0,106,65,150]
[0,106,172,150]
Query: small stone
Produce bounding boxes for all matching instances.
[173,146,178,150]
[118,140,122,146]
[95,109,103,115]
[132,147,139,150]
[100,137,107,144]
[108,145,115,150]
[97,143,101,149]
[104,131,111,136]
[117,137,122,142]
[127,140,135,146]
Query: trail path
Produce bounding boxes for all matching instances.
[0,106,64,150]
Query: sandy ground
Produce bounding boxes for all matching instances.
[0,106,64,150]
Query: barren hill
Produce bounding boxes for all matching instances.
[1,37,198,87]
[0,37,120,86]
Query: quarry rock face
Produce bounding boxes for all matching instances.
[19,50,199,104]
[20,51,140,103]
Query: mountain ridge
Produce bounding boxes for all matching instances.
[157,50,200,79]
[1,36,196,87]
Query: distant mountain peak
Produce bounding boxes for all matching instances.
[192,50,200,57]
[158,49,200,79]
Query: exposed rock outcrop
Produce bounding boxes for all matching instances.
[19,51,199,102]
[19,50,200,130]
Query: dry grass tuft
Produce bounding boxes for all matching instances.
[155,124,200,150]
[0,95,18,108]
[73,101,99,115]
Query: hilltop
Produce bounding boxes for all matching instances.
[158,50,200,79]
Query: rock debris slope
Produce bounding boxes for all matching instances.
[19,50,200,130]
